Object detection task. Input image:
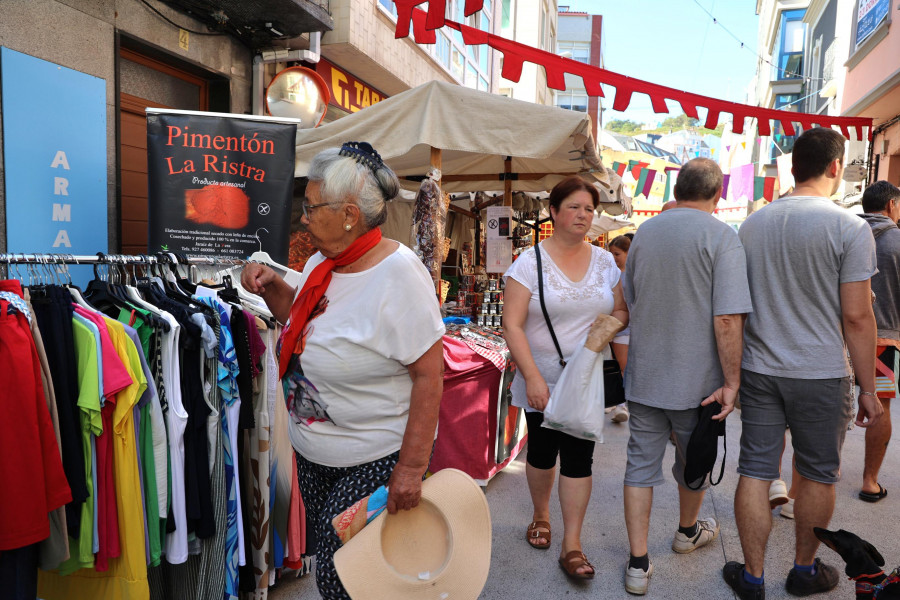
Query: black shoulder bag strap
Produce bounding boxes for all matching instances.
[535,243,566,367]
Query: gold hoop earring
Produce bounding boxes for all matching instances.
[344,224,352,231]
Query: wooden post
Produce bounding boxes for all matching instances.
[431,146,442,296]
[503,156,512,207]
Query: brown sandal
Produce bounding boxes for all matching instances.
[558,550,595,579]
[526,520,551,549]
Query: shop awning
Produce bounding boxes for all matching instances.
[293,80,626,212]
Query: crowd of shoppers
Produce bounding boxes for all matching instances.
[501,128,893,598]
[245,131,895,598]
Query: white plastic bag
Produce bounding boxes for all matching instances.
[542,343,606,442]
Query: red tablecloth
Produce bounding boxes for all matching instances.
[430,336,527,484]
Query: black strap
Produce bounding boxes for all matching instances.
[535,244,566,367]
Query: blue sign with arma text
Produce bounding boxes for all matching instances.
[2,47,108,287]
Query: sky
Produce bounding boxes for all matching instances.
[564,0,761,127]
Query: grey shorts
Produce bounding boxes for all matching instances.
[737,369,853,484]
[624,401,708,490]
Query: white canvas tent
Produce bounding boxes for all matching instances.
[293,80,627,212]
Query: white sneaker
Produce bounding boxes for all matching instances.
[624,560,653,595]
[672,517,720,554]
[611,404,630,423]
[780,498,795,519]
[769,479,789,508]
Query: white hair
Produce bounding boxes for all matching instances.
[307,147,399,229]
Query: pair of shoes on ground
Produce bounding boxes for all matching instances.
[610,404,629,423]
[723,558,839,599]
[624,517,720,595]
[526,521,594,579]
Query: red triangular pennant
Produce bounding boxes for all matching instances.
[395,8,873,141]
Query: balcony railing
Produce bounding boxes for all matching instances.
[823,38,836,82]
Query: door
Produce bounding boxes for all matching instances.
[118,47,208,254]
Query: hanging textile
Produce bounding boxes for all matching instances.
[1,253,302,600]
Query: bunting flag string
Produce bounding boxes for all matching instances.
[754,176,777,202]
[393,3,873,141]
[662,168,679,202]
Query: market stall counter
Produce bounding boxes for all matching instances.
[431,327,527,485]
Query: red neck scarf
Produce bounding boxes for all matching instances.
[278,226,382,378]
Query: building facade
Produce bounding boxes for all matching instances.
[498,0,557,105]
[842,0,900,185]
[555,7,603,136]
[0,0,492,258]
[752,0,811,170]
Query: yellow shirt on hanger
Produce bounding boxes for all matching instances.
[39,317,149,600]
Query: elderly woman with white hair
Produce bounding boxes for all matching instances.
[241,142,445,599]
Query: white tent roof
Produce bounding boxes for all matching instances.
[294,80,617,197]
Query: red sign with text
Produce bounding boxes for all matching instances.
[316,58,388,113]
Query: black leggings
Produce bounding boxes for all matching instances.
[525,411,595,478]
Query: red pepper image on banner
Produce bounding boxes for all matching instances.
[184,184,250,229]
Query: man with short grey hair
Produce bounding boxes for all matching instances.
[725,127,882,600]
[858,180,900,504]
[622,158,752,595]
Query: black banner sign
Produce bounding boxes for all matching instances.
[147,111,297,262]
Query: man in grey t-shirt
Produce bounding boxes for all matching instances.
[621,158,752,595]
[858,180,900,503]
[725,127,883,600]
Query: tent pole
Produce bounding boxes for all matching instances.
[431,146,442,296]
[504,156,512,207]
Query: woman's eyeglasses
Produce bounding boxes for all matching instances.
[301,199,334,220]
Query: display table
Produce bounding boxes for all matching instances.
[430,336,527,485]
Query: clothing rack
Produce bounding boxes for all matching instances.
[0,252,248,281]
[0,252,248,266]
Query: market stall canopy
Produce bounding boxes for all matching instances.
[294,80,621,201]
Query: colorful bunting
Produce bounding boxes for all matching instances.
[612,161,627,177]
[763,176,776,202]
[393,5,873,140]
[754,176,765,202]
[730,164,755,203]
[776,153,795,195]
[721,174,730,200]
[642,169,657,198]
[662,166,680,202]
[635,169,649,198]
[631,161,649,180]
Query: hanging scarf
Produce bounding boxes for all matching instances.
[278,226,382,378]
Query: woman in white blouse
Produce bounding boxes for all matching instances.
[503,176,628,581]
[241,142,445,599]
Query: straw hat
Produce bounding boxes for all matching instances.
[334,468,492,600]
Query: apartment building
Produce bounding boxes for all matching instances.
[498,0,557,106]
[842,0,900,184]
[555,6,603,135]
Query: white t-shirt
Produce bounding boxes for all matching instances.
[286,243,446,467]
[503,242,620,412]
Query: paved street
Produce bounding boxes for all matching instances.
[269,407,900,599]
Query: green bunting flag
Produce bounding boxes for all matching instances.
[636,168,649,198]
[754,176,765,201]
